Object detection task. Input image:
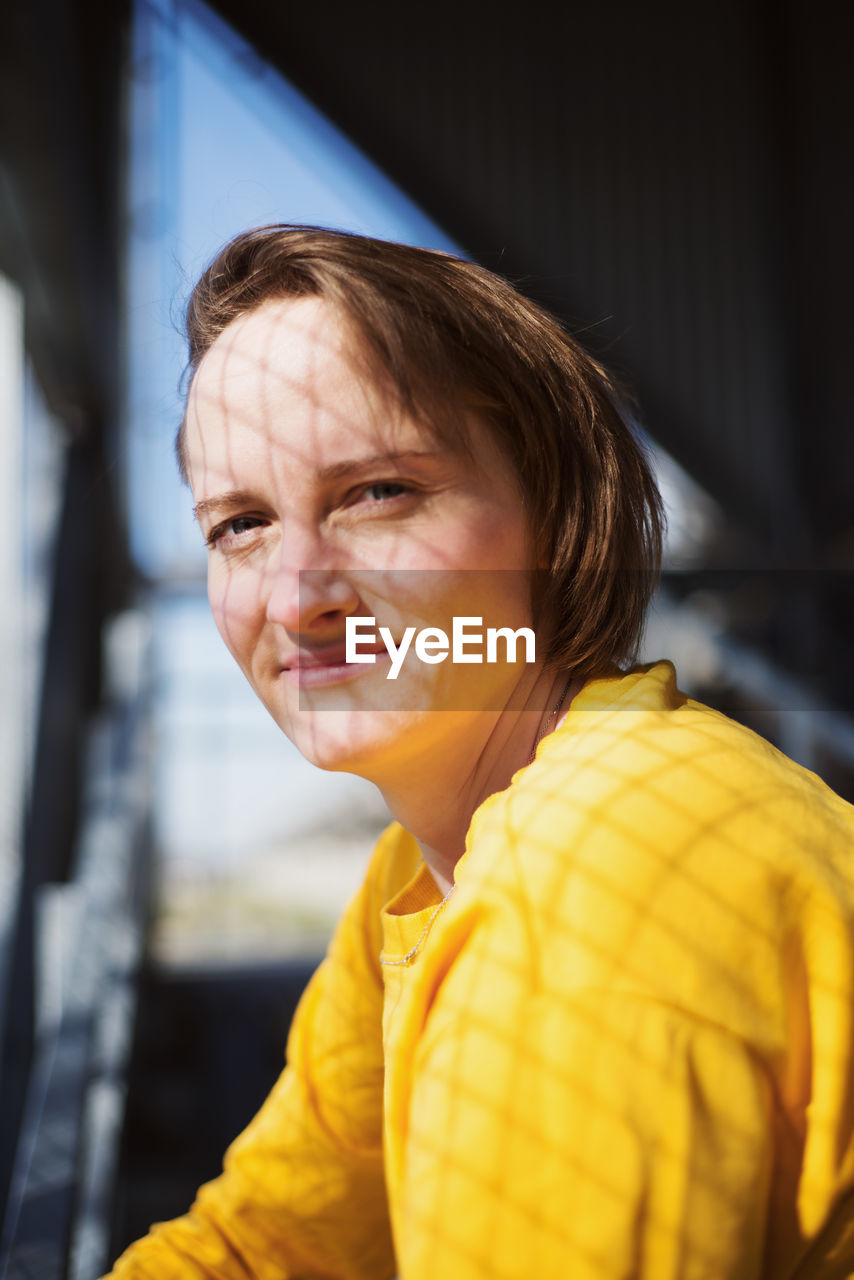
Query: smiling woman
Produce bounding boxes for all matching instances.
[105,227,854,1280]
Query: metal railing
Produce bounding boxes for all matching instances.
[0,612,152,1280]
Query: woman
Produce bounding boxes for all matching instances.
[107,226,854,1278]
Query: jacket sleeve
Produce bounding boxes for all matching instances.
[103,847,396,1280]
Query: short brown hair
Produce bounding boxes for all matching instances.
[180,224,664,674]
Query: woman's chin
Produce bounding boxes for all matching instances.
[282,703,478,785]
[282,708,416,777]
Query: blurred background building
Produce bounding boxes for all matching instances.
[0,0,852,1271]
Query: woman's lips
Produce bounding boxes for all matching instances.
[281,644,391,688]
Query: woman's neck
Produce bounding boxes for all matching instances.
[379,669,581,894]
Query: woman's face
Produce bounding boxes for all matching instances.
[185,295,540,779]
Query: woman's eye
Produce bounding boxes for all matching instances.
[364,482,408,502]
[206,516,266,548]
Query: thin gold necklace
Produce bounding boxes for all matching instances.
[528,674,573,764]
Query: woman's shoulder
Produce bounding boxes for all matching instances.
[454,661,854,1051]
[530,659,854,853]
[461,660,854,945]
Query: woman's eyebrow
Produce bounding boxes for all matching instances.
[316,449,442,482]
[192,489,258,523]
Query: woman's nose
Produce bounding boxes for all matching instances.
[264,539,361,635]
